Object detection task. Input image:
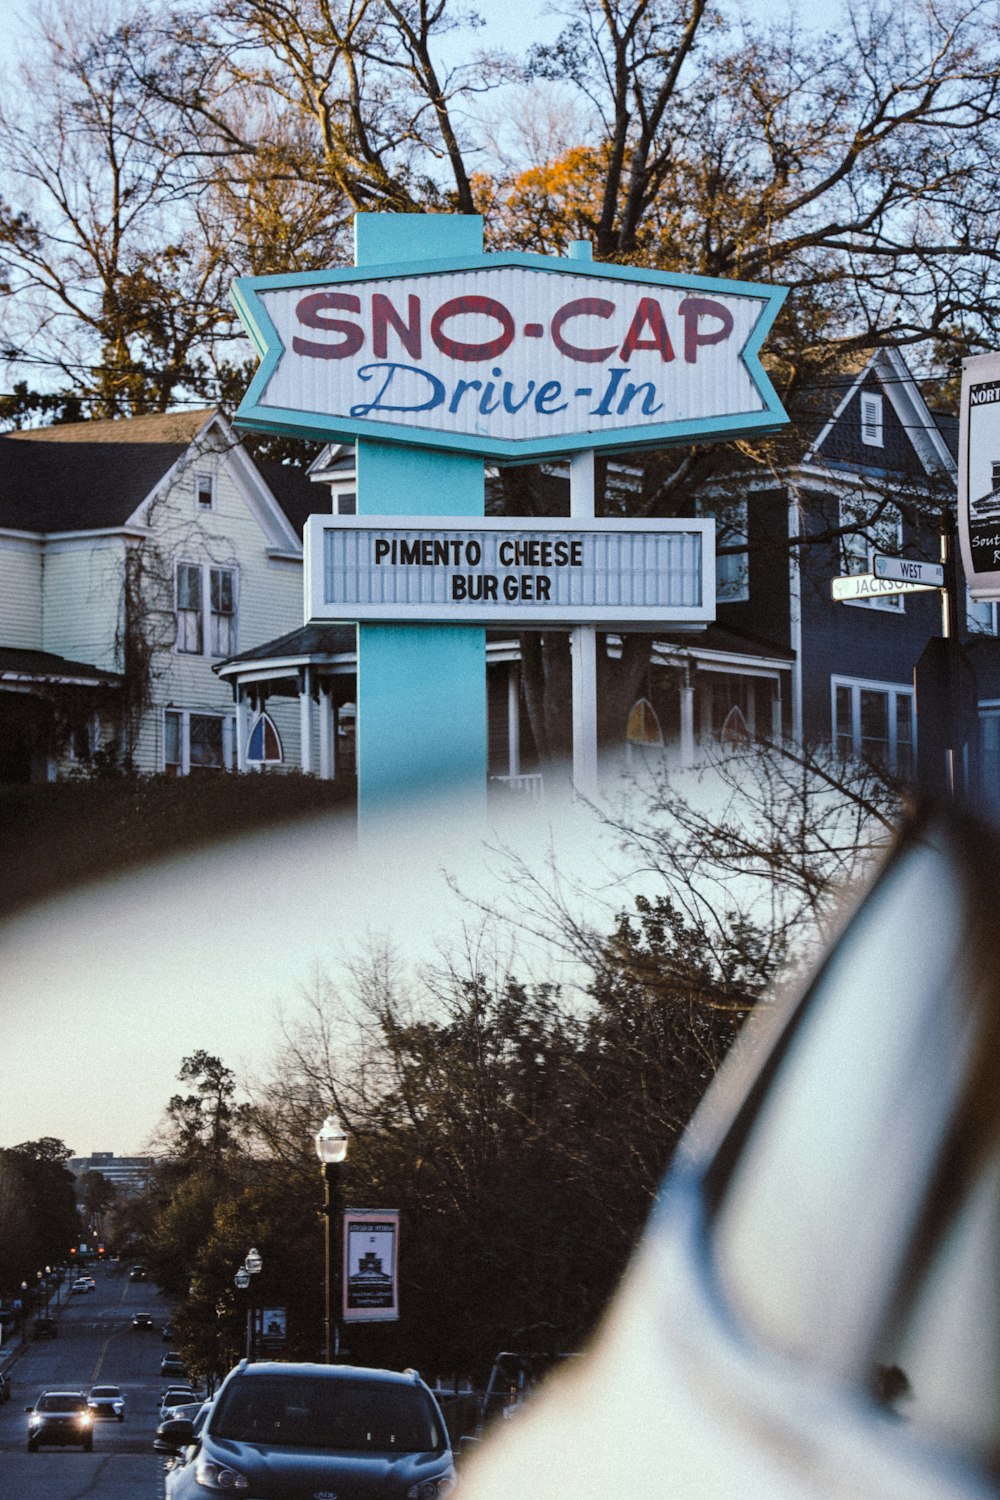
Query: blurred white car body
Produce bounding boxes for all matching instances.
[461,810,1000,1500]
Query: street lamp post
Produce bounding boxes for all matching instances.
[314,1115,348,1364]
[234,1265,252,1359]
[245,1249,262,1360]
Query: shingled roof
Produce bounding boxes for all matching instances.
[0,409,320,536]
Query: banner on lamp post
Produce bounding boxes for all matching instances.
[342,1209,400,1324]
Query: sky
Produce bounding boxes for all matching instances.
[0,0,838,1159]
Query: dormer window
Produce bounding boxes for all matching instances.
[195,471,216,510]
[860,392,884,448]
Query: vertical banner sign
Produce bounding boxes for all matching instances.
[960,349,1000,600]
[342,1208,400,1324]
[261,1308,287,1347]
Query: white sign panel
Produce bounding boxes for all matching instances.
[960,350,1000,600]
[873,555,944,587]
[233,255,788,459]
[306,516,714,627]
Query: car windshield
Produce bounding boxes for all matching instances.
[37,1395,86,1412]
[91,1388,119,1398]
[210,1376,443,1452]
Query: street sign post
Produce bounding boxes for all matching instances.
[873,554,945,588]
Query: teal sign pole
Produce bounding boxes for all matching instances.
[354,214,486,817]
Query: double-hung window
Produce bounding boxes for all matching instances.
[175,562,237,658]
[966,587,998,636]
[165,709,234,775]
[839,495,904,612]
[833,676,915,777]
[716,498,750,602]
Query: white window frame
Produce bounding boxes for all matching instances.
[860,391,884,447]
[174,560,239,659]
[697,496,749,603]
[67,710,101,763]
[331,485,357,516]
[195,471,216,511]
[966,587,998,636]
[839,494,904,613]
[831,675,915,774]
[246,710,284,766]
[163,708,235,775]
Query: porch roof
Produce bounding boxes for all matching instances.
[0,645,124,689]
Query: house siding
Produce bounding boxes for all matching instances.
[124,447,304,774]
[42,537,125,671]
[0,535,43,649]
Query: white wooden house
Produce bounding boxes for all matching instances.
[0,408,331,781]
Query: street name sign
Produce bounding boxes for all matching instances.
[873,555,945,587]
[305,516,713,628]
[831,573,936,602]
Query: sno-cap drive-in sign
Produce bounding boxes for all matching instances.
[231,253,787,460]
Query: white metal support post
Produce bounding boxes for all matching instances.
[570,449,599,797]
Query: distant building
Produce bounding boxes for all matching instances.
[68,1151,157,1193]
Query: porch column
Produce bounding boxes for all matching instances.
[235,686,249,772]
[570,447,598,798]
[300,665,314,775]
[679,663,696,766]
[507,664,521,778]
[319,680,334,780]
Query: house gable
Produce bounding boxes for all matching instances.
[804,349,954,480]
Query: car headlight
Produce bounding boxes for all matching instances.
[195,1456,250,1491]
[407,1467,458,1498]
[79,1412,92,1425]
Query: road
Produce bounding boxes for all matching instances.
[0,1264,177,1499]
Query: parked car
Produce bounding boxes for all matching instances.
[155,1401,212,1456]
[87,1384,126,1422]
[159,1385,197,1415]
[163,1361,455,1499]
[160,1352,188,1376]
[458,806,1000,1500]
[157,1397,204,1428]
[25,1391,94,1451]
[32,1316,57,1339]
[132,1312,154,1330]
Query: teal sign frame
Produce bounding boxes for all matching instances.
[231,250,788,461]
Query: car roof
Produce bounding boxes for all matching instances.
[221,1361,427,1388]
